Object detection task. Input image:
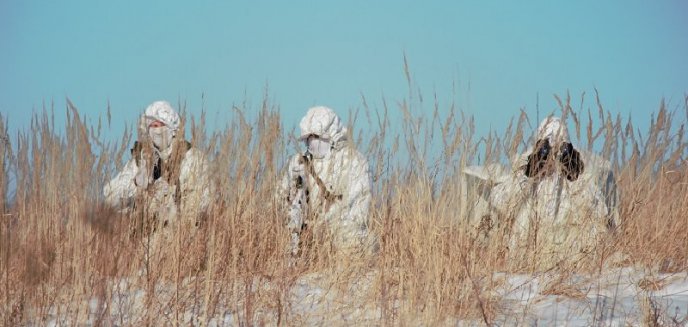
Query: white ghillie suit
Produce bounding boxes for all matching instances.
[462,116,619,265]
[279,106,374,256]
[103,101,212,231]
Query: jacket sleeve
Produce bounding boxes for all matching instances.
[278,155,308,227]
[103,158,139,209]
[326,151,372,239]
[277,155,301,206]
[179,149,213,221]
[602,169,619,229]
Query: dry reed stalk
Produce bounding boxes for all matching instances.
[0,89,686,324]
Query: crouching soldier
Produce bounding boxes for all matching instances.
[103,101,212,236]
[463,116,618,269]
[279,106,375,259]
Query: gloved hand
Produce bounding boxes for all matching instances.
[290,156,307,182]
[149,179,177,225]
[288,188,305,231]
[134,160,151,188]
[558,142,583,181]
[152,179,172,201]
[525,139,552,178]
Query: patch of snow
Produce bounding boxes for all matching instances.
[28,266,688,325]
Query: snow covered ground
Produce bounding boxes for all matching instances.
[36,267,688,326]
[489,267,688,326]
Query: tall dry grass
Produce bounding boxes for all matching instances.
[0,88,686,325]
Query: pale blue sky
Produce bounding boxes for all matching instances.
[1,1,687,142]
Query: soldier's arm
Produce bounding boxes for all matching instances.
[327,153,371,229]
[103,158,139,209]
[179,149,213,220]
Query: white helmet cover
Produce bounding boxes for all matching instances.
[536,116,569,145]
[298,106,348,145]
[139,100,181,133]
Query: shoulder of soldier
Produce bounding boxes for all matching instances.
[340,147,369,170]
[577,150,614,185]
[578,150,611,169]
[289,153,304,161]
[131,140,142,156]
[176,141,208,165]
[509,150,531,172]
[287,153,304,166]
[183,145,205,161]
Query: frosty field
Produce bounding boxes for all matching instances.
[1,92,687,326]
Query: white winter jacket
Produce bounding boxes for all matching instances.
[488,150,616,248]
[279,106,373,254]
[462,117,619,263]
[280,145,372,252]
[103,142,212,227]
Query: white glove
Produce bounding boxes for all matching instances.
[134,160,150,189]
[290,232,300,257]
[290,156,306,180]
[288,189,305,257]
[149,179,177,226]
[152,179,172,201]
[288,188,305,230]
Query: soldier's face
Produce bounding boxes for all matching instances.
[149,120,165,128]
[306,135,331,159]
[148,121,173,150]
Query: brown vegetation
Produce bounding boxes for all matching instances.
[0,89,686,325]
